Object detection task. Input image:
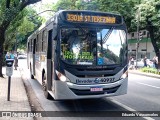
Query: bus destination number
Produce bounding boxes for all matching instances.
[67,14,116,24]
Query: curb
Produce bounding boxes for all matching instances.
[19,68,46,120]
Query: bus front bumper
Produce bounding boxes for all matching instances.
[54,78,128,100]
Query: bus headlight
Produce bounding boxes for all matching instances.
[56,70,67,82]
[120,71,128,79]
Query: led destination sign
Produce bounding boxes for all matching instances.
[65,12,122,24]
[67,14,116,24]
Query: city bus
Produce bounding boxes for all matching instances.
[27,10,128,100]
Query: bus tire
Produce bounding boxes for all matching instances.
[30,64,34,79]
[42,74,52,99]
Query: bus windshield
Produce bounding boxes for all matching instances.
[60,27,126,66]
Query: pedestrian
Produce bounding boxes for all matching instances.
[5,52,10,59]
[130,57,135,70]
[143,56,147,67]
[10,51,15,59]
[153,56,158,69]
[14,52,18,70]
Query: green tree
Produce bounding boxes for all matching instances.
[4,7,42,51]
[53,0,77,11]
[52,0,100,11]
[0,0,41,77]
[75,0,100,10]
[132,0,160,62]
[4,8,42,51]
[97,0,139,32]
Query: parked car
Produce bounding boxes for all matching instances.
[18,54,27,59]
[134,59,144,68]
[128,59,143,69]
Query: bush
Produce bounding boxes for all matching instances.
[140,67,159,74]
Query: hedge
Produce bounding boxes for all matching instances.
[140,67,160,75]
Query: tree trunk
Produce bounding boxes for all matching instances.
[0,30,5,77]
[146,20,160,68]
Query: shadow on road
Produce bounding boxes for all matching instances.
[52,98,127,112]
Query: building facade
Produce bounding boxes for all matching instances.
[128,30,155,60]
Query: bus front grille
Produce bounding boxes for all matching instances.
[69,85,120,96]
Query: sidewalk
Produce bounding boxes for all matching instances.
[129,69,160,79]
[0,67,33,120]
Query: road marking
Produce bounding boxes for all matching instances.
[109,99,155,120]
[137,82,160,89]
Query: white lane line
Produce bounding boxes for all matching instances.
[109,99,155,120]
[137,82,160,89]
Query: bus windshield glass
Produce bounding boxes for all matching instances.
[60,27,126,66]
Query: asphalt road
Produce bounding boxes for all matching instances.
[18,59,160,120]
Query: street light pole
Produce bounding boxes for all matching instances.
[146,35,148,56]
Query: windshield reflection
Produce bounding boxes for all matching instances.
[60,27,126,66]
[97,29,126,65]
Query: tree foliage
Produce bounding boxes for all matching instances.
[53,0,77,11]
[0,0,41,77]
[4,8,42,51]
[131,0,160,58]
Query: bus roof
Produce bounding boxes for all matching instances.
[27,10,124,41]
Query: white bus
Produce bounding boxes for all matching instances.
[27,10,128,100]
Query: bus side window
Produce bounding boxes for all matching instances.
[36,33,41,52]
[33,38,36,54]
[36,35,38,52]
[39,34,41,52]
[42,30,44,52]
[42,30,47,52]
[29,40,30,52]
[28,42,30,53]
[30,39,32,52]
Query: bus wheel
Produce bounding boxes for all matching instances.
[42,74,52,99]
[30,64,34,79]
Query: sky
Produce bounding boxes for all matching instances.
[41,0,57,4]
[33,0,58,11]
[31,0,58,20]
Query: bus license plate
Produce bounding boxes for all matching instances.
[90,87,103,92]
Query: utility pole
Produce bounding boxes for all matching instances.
[135,7,140,69]
[135,0,142,69]
[146,32,149,56]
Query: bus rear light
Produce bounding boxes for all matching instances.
[120,71,128,79]
[56,70,67,82]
